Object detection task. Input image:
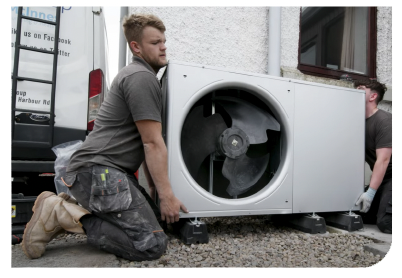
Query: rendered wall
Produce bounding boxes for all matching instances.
[130,7,269,75]
[129,7,391,104]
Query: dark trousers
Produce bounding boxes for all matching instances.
[360,178,392,234]
[66,166,168,261]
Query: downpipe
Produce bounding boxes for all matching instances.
[267,7,281,77]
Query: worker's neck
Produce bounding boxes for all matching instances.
[366,104,378,119]
[133,55,158,74]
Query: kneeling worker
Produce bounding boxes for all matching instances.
[21,13,188,260]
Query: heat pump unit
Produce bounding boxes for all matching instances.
[161,60,364,218]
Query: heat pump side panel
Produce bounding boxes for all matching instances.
[292,82,365,213]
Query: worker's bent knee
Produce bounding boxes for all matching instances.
[84,217,168,261]
[377,214,392,234]
[146,232,168,260]
[91,232,168,261]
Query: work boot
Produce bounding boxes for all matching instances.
[21,191,90,259]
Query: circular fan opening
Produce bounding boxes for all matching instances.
[180,88,282,199]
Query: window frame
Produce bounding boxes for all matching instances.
[297,7,377,81]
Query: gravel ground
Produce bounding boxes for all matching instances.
[18,215,382,268]
[116,215,383,268]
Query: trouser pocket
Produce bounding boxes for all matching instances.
[62,171,77,187]
[89,166,132,213]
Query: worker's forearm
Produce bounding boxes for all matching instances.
[142,161,155,188]
[143,142,173,200]
[369,159,389,191]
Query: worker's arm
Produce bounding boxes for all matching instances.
[369,147,392,190]
[141,161,156,202]
[136,120,188,223]
[356,147,391,212]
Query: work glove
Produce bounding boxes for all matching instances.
[356,187,377,213]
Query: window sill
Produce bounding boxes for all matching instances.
[298,64,373,81]
[281,67,355,89]
[281,67,392,102]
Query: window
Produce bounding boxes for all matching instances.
[298,7,377,80]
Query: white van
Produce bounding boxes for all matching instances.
[11,6,109,194]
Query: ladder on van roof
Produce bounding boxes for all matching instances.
[11,7,61,149]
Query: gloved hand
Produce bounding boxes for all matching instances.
[356,187,377,213]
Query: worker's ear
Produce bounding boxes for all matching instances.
[369,91,378,102]
[130,41,141,55]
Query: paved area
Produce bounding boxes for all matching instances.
[327,224,392,259]
[12,235,119,268]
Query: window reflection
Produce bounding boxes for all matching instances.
[300,7,368,75]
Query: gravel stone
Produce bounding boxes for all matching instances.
[54,215,384,267]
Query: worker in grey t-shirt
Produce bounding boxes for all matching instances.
[21,14,188,261]
[355,80,392,234]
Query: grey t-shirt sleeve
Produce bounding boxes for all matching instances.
[121,71,162,122]
[375,117,392,149]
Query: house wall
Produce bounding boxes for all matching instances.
[129,7,391,105]
[130,6,269,74]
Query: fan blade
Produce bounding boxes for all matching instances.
[222,153,270,196]
[214,96,280,144]
[181,105,228,179]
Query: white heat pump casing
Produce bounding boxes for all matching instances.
[162,60,365,218]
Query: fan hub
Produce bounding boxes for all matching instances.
[218,127,250,159]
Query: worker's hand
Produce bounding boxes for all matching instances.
[356,188,377,213]
[159,195,188,224]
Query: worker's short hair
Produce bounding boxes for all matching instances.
[122,14,165,52]
[354,79,387,104]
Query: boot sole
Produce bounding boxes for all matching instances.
[21,191,55,259]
